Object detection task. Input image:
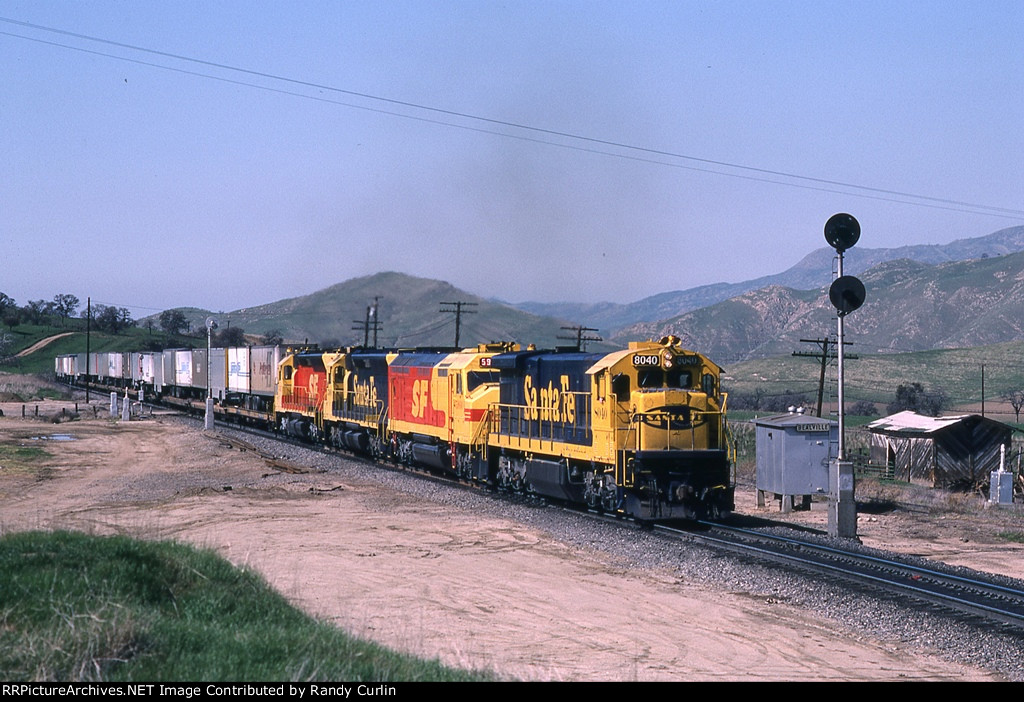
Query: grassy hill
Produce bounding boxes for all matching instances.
[171,271,615,351]
[2,325,198,376]
[0,531,489,681]
[723,340,1024,414]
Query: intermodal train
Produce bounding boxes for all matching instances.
[55,335,734,520]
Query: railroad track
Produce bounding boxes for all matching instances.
[657,520,1024,633]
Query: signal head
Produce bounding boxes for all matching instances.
[824,213,861,252]
[829,275,866,316]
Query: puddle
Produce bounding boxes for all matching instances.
[30,434,76,442]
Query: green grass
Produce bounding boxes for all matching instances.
[724,340,1024,409]
[0,442,52,477]
[997,531,1024,544]
[0,531,493,682]
[2,322,200,375]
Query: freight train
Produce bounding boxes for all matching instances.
[55,335,734,520]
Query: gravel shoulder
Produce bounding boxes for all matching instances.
[0,400,1021,681]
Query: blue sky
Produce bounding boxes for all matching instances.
[2,1,1022,319]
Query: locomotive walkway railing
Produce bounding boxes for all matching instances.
[329,393,384,426]
[279,388,324,414]
[489,392,593,449]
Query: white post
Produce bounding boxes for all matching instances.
[205,317,218,430]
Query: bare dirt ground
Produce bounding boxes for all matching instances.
[1,400,1020,681]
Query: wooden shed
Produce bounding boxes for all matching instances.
[867,411,1012,489]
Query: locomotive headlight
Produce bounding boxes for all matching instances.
[663,352,673,369]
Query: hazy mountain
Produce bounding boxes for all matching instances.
[612,249,1024,362]
[149,225,1024,357]
[513,225,1024,336]
[175,272,604,350]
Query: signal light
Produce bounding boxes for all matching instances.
[824,213,861,252]
[829,275,866,316]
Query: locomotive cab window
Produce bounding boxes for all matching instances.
[639,368,692,389]
[667,368,692,389]
[702,372,716,396]
[467,371,499,392]
[612,373,630,402]
[283,367,293,381]
[637,369,663,389]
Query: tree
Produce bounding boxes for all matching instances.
[52,294,79,326]
[1001,390,1024,422]
[95,305,116,333]
[0,293,18,331]
[118,307,135,332]
[728,388,766,411]
[22,300,52,325]
[160,309,188,335]
[887,383,947,417]
[2,309,19,332]
[214,326,246,346]
[850,400,878,417]
[261,329,284,345]
[89,305,134,334]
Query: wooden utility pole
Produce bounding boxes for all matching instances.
[440,301,477,348]
[792,337,857,418]
[352,297,382,348]
[558,326,602,351]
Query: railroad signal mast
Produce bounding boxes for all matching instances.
[824,213,865,539]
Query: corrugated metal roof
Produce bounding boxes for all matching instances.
[866,410,972,435]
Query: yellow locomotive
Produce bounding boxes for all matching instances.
[486,336,732,520]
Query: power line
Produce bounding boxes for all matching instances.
[394,316,453,342]
[3,17,1023,220]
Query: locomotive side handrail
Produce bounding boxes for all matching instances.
[489,391,593,447]
[280,387,324,414]
[330,392,385,426]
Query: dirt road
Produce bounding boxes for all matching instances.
[14,333,73,358]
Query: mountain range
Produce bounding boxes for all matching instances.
[162,225,1024,361]
[515,225,1024,333]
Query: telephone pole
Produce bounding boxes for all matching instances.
[440,301,477,348]
[352,297,382,348]
[558,325,601,351]
[792,337,857,418]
